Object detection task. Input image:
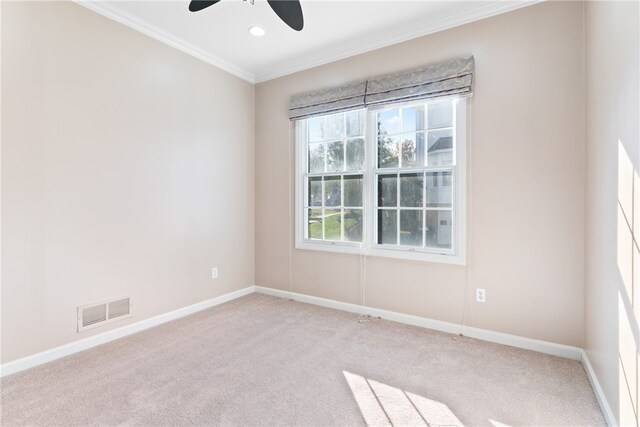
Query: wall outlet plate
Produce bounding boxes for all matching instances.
[476,288,486,303]
[212,267,218,279]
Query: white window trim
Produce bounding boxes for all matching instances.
[294,97,468,265]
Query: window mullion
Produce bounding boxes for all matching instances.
[399,107,403,169]
[343,114,347,172]
[321,176,325,240]
[396,172,400,246]
[341,176,345,242]
[341,114,347,243]
[452,100,457,166]
[423,171,426,249]
[424,104,429,167]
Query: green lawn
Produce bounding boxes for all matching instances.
[309,210,361,241]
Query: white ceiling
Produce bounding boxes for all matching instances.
[77,0,540,83]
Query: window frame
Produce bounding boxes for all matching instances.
[294,97,468,265]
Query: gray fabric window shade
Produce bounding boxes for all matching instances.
[365,56,474,106]
[288,56,474,120]
[288,80,367,120]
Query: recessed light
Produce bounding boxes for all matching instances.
[248,26,266,37]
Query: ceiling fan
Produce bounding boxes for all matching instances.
[188,0,304,32]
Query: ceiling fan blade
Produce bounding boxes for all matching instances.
[189,0,221,12]
[267,0,304,31]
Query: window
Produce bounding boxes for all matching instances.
[295,97,467,264]
[302,110,366,244]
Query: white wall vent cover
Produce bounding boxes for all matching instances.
[78,297,132,332]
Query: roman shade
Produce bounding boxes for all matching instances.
[288,80,367,120]
[288,55,474,119]
[365,56,474,106]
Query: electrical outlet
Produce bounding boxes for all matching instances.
[211,267,218,279]
[476,288,486,303]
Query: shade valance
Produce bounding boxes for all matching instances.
[365,56,474,106]
[288,80,367,120]
[288,56,474,119]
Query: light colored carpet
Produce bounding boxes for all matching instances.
[1,293,604,426]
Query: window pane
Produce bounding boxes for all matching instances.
[425,171,453,207]
[326,113,344,140]
[324,176,341,207]
[324,208,341,241]
[378,174,397,207]
[346,110,365,137]
[428,101,453,129]
[346,138,364,171]
[427,129,454,166]
[308,143,324,173]
[400,173,423,207]
[378,135,399,168]
[400,210,423,247]
[400,133,421,168]
[344,209,363,242]
[308,209,323,239]
[425,210,452,249]
[402,106,424,132]
[378,210,397,245]
[378,109,401,135]
[326,141,344,172]
[344,175,363,207]
[442,172,453,187]
[308,177,322,207]
[308,116,325,143]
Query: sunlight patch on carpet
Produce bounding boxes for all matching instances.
[343,370,464,426]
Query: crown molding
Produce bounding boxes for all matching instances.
[72,0,256,84]
[253,0,544,83]
[73,0,542,85]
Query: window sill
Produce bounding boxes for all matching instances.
[296,241,363,256]
[295,241,466,265]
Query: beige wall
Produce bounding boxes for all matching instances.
[584,1,640,425]
[255,1,586,347]
[1,0,605,368]
[1,1,255,363]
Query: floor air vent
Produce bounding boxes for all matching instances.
[78,297,132,332]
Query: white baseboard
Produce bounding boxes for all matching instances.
[254,286,583,361]
[0,286,256,377]
[3,283,612,425]
[582,350,616,426]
